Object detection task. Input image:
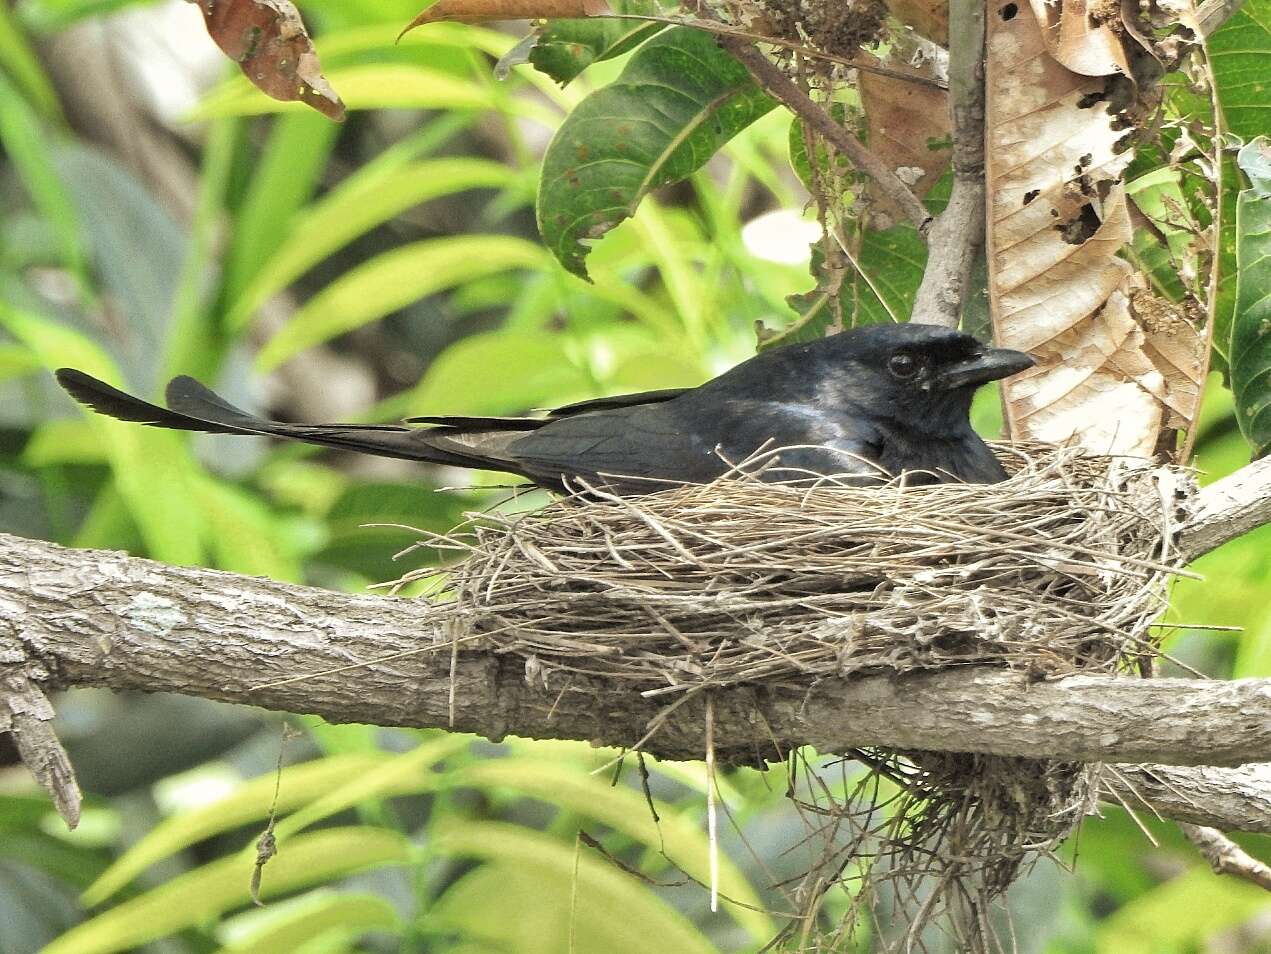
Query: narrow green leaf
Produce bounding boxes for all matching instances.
[454,759,773,942]
[47,828,412,954]
[224,113,341,304]
[431,822,717,954]
[271,736,469,843]
[0,307,204,565]
[227,158,516,332]
[0,1,62,123]
[537,26,775,278]
[1229,137,1271,458]
[254,236,548,371]
[82,754,400,906]
[405,330,590,416]
[192,64,507,120]
[0,342,39,382]
[216,891,400,954]
[0,73,85,285]
[190,476,302,582]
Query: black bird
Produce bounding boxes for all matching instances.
[55,324,1033,493]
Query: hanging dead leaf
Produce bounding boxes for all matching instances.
[402,0,610,35]
[985,0,1203,456]
[884,0,948,45]
[1027,0,1131,76]
[194,0,345,121]
[858,41,950,224]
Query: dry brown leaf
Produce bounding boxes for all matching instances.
[195,0,345,121]
[986,0,1203,456]
[1027,0,1131,76]
[884,0,949,45]
[859,45,951,222]
[402,0,610,34]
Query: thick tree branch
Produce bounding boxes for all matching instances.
[714,35,933,235]
[1107,763,1271,833]
[910,0,986,328]
[4,512,1271,831]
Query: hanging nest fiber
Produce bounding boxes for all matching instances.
[396,443,1191,950]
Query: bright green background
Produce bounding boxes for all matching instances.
[1,0,1270,951]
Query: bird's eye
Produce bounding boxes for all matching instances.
[888,352,921,380]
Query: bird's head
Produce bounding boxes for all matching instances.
[818,324,1035,434]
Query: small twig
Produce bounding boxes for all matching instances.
[910,0,986,328]
[0,669,81,829]
[715,34,933,236]
[1179,823,1271,892]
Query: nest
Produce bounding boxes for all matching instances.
[396,444,1190,950]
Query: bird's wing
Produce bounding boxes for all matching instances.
[506,399,888,490]
[546,388,691,417]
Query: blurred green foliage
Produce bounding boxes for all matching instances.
[0,0,1270,951]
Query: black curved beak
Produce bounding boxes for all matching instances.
[936,347,1035,390]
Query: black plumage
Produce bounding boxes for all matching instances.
[55,324,1033,493]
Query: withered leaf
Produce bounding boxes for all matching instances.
[986,0,1204,456]
[402,0,611,36]
[884,0,949,45]
[194,0,345,121]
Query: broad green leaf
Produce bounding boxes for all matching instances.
[453,758,772,941]
[537,26,775,278]
[227,158,516,332]
[1229,138,1271,458]
[82,754,402,906]
[1207,0,1271,142]
[0,342,39,382]
[404,330,591,416]
[254,235,548,371]
[525,2,665,86]
[216,891,400,954]
[1095,866,1271,954]
[430,822,717,954]
[47,828,412,954]
[223,113,341,304]
[0,307,204,565]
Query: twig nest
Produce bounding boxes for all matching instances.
[413,444,1189,696]
[400,444,1191,950]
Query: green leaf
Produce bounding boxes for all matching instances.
[192,64,504,120]
[525,3,665,86]
[216,891,400,954]
[81,754,401,906]
[537,26,775,278]
[404,330,591,416]
[0,73,86,286]
[47,828,413,954]
[430,822,717,954]
[254,235,548,371]
[223,113,341,305]
[0,1,62,123]
[1094,866,1271,954]
[1207,0,1271,142]
[1229,138,1271,458]
[0,307,204,565]
[453,758,773,942]
[227,158,516,332]
[190,476,302,582]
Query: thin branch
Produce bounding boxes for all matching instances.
[4,529,1271,834]
[714,34,934,236]
[1178,454,1271,557]
[1180,823,1271,892]
[910,0,986,327]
